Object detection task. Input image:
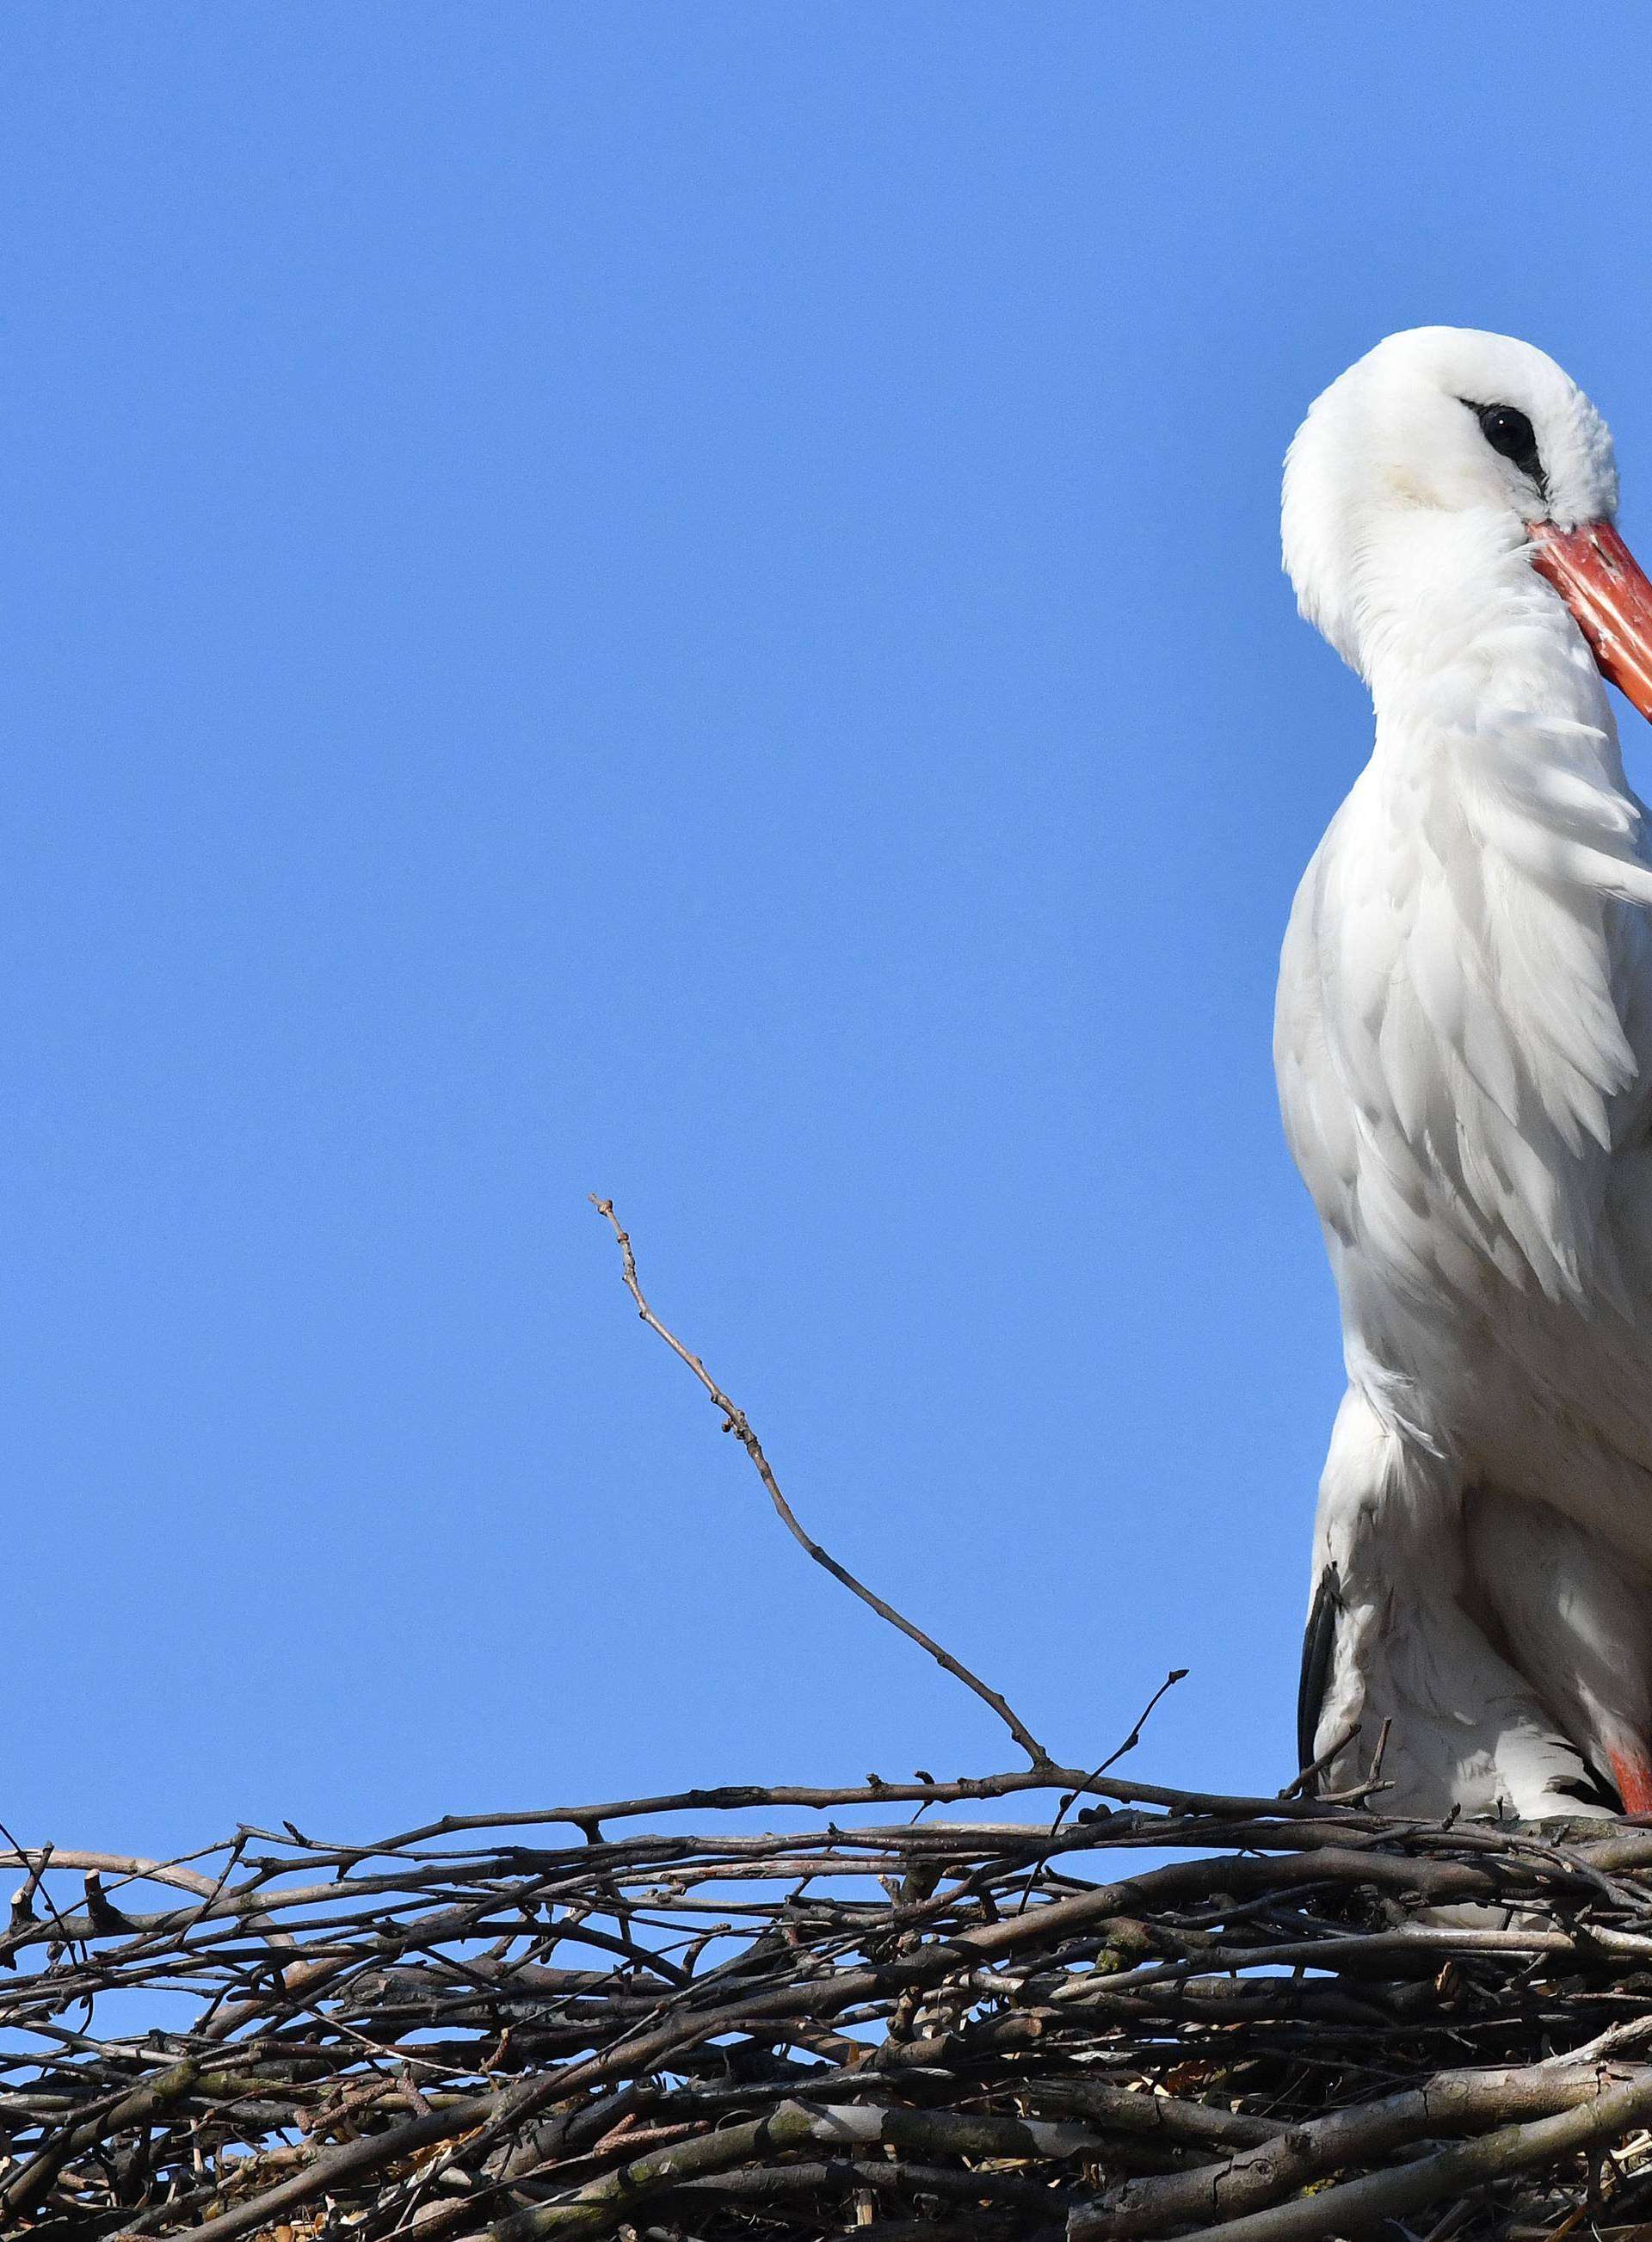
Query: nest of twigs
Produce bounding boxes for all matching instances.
[11,1206,1652,2238]
[9,1767,1652,2242]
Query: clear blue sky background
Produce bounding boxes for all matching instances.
[6,6,1652,1851]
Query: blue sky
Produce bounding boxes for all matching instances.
[5,5,1652,1850]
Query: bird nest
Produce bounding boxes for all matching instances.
[8,1771,1652,2241]
[12,1204,1652,2238]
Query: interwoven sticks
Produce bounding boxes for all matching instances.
[7,1780,1652,2238]
[9,1210,1652,2235]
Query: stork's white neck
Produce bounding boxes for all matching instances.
[1358,509,1608,744]
[1322,526,1652,1310]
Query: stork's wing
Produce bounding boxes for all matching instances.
[1296,1561,1341,1783]
[1276,755,1652,1503]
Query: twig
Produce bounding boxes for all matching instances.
[1014,1668,1188,1913]
[1318,1711,1395,1806]
[1278,1716,1361,1801]
[1056,1668,1189,1824]
[589,1195,1052,1766]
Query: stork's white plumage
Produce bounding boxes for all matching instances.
[1279,327,1652,1820]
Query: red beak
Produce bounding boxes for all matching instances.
[1530,519,1652,726]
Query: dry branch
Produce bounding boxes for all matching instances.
[589,1196,1051,1765]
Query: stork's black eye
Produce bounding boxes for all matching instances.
[1470,402,1543,484]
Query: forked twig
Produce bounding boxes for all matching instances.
[1053,1667,1188,1826]
[1014,1667,1187,1912]
[1279,1717,1362,1802]
[590,1196,1052,1767]
[1320,1712,1396,1807]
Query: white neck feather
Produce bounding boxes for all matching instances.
[1344,548,1652,1304]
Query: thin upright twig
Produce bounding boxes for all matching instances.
[1278,1716,1362,1802]
[1051,1666,1189,1837]
[589,1195,1052,1767]
[1014,1667,1187,1912]
[1319,1713,1396,1807]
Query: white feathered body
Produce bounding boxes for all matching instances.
[1279,508,1652,1814]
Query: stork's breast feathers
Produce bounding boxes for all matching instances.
[1276,710,1652,1321]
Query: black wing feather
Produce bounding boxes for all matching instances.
[1296,1562,1341,1783]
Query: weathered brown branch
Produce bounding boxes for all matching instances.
[1073,2059,1652,2235]
[491,2099,1102,2238]
[1164,2066,1652,2242]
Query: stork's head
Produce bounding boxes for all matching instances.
[1283,326,1652,721]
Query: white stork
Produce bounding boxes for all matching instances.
[1279,326,1652,1820]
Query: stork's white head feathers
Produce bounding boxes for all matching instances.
[1281,327,1634,700]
